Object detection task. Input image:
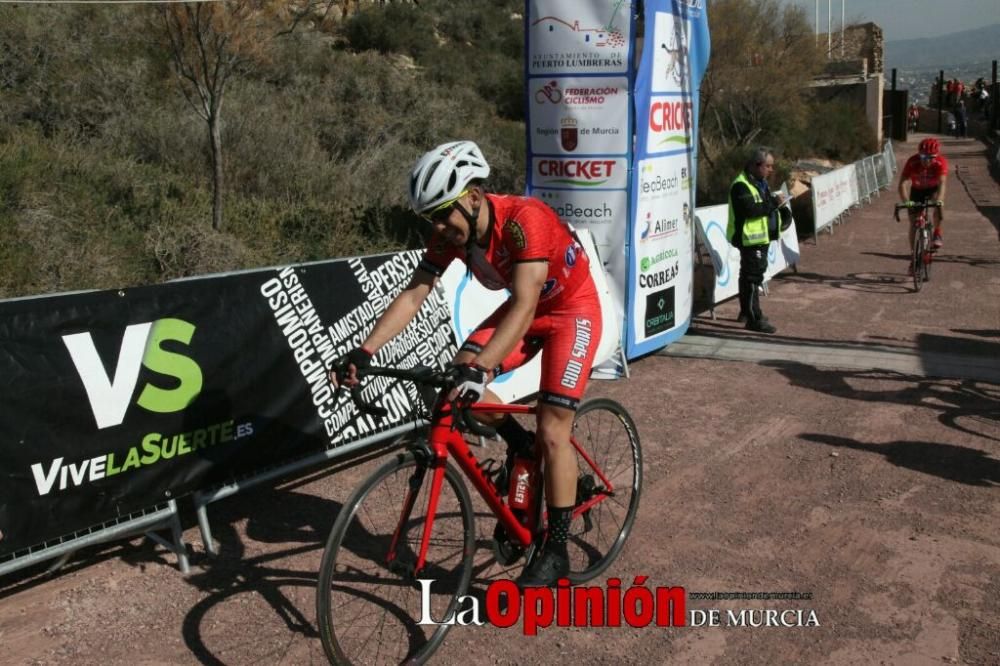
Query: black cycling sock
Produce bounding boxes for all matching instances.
[546,505,573,558]
[497,415,533,452]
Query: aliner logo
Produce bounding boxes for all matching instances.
[537,159,616,187]
[62,318,203,430]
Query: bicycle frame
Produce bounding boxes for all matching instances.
[398,400,616,576]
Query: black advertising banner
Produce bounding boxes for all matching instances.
[0,252,456,556]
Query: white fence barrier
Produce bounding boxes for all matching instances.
[811,141,897,241]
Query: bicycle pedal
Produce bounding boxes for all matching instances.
[387,558,417,579]
[490,523,524,566]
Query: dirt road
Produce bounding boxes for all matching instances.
[2,135,998,665]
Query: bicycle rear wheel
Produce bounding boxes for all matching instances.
[565,398,642,584]
[911,231,924,292]
[317,451,475,666]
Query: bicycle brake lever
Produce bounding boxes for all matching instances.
[350,385,388,417]
[454,406,498,439]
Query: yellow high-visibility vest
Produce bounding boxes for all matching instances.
[727,171,770,247]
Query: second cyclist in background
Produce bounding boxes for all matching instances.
[331,140,603,587]
[898,137,948,270]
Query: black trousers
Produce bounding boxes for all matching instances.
[738,245,769,323]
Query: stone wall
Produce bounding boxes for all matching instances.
[825,22,883,74]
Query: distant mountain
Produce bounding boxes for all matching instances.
[885,23,1000,71]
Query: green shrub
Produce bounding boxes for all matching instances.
[343,4,435,58]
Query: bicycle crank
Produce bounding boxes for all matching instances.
[576,474,598,533]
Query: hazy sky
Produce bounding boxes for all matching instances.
[780,0,999,41]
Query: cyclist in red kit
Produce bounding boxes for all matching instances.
[898,137,948,256]
[332,141,603,587]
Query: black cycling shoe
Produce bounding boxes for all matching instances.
[516,548,569,588]
[745,319,777,334]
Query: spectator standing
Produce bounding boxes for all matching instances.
[726,146,790,334]
[908,103,920,132]
[954,99,968,138]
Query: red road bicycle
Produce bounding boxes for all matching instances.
[894,200,942,292]
[315,364,642,665]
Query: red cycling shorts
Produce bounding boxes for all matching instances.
[460,279,603,411]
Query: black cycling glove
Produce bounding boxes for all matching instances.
[333,347,372,384]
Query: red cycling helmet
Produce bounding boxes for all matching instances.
[918,138,940,156]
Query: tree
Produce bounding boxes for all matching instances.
[699,0,822,164]
[157,1,275,231]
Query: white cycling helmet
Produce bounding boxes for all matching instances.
[408,141,491,214]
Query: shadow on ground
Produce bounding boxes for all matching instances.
[802,433,999,487]
[762,360,1000,444]
[770,270,913,294]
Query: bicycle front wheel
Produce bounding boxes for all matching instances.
[912,231,924,292]
[566,398,642,584]
[317,451,475,666]
[922,237,932,283]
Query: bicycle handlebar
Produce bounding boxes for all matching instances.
[894,200,942,222]
[333,364,499,438]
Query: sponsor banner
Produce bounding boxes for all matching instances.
[529,76,630,154]
[764,185,801,280]
[437,229,622,401]
[812,164,857,232]
[645,96,696,155]
[765,219,801,281]
[531,156,629,190]
[527,0,632,76]
[0,253,456,556]
[627,0,709,357]
[526,0,636,375]
[630,155,694,345]
[531,188,629,271]
[694,204,741,303]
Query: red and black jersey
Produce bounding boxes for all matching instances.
[418,194,592,309]
[901,153,949,191]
